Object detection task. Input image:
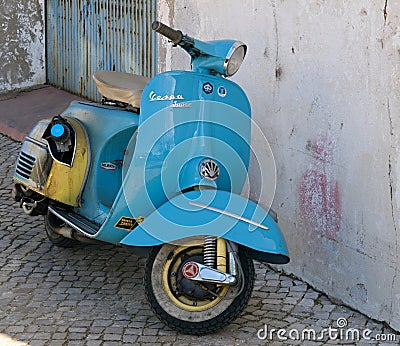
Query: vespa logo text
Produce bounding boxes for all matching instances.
[172,101,192,108]
[149,91,184,102]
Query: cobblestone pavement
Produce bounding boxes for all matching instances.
[0,133,398,346]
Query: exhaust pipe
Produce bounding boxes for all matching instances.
[51,225,103,245]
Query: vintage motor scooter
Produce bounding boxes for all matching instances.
[12,21,289,334]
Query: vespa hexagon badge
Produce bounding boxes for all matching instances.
[202,82,213,94]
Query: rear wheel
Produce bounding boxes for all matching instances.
[144,241,254,335]
[44,210,78,247]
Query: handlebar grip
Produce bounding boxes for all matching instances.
[152,21,183,44]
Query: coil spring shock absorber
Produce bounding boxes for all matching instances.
[204,236,217,267]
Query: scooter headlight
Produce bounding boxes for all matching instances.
[224,42,247,77]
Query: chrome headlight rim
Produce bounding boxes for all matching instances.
[223,41,247,77]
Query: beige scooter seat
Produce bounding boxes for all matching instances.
[93,71,150,108]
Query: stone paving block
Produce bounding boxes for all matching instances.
[85,341,103,346]
[299,298,315,307]
[28,341,47,346]
[304,291,320,299]
[322,304,336,312]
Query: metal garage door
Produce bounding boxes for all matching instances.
[46,0,156,101]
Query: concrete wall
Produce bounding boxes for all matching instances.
[157,0,400,331]
[0,0,45,91]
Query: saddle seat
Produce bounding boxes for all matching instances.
[93,71,150,108]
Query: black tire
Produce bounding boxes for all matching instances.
[44,210,78,247]
[144,242,254,335]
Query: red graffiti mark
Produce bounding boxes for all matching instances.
[299,135,341,239]
[306,134,335,161]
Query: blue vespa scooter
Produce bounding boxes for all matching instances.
[12,21,289,334]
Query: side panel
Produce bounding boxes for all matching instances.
[119,190,290,264]
[13,101,139,213]
[43,117,89,206]
[13,117,89,207]
[61,101,139,222]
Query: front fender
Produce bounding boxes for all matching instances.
[120,189,290,264]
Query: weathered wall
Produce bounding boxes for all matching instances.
[158,0,400,331]
[0,0,45,91]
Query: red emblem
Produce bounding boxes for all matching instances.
[182,262,199,279]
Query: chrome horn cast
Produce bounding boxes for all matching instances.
[199,159,220,180]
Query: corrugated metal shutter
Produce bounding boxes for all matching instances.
[46,0,156,101]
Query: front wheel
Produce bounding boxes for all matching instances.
[144,241,254,335]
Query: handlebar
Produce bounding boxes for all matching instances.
[152,21,183,45]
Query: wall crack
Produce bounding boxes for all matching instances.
[383,0,388,24]
[388,155,397,235]
[387,94,399,324]
[388,153,398,322]
[271,0,279,73]
[387,98,394,138]
[271,0,281,103]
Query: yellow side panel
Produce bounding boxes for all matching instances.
[44,117,89,206]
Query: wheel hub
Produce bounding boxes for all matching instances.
[175,254,216,300]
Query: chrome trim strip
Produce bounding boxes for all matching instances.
[48,206,96,238]
[189,201,269,231]
[26,136,48,149]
